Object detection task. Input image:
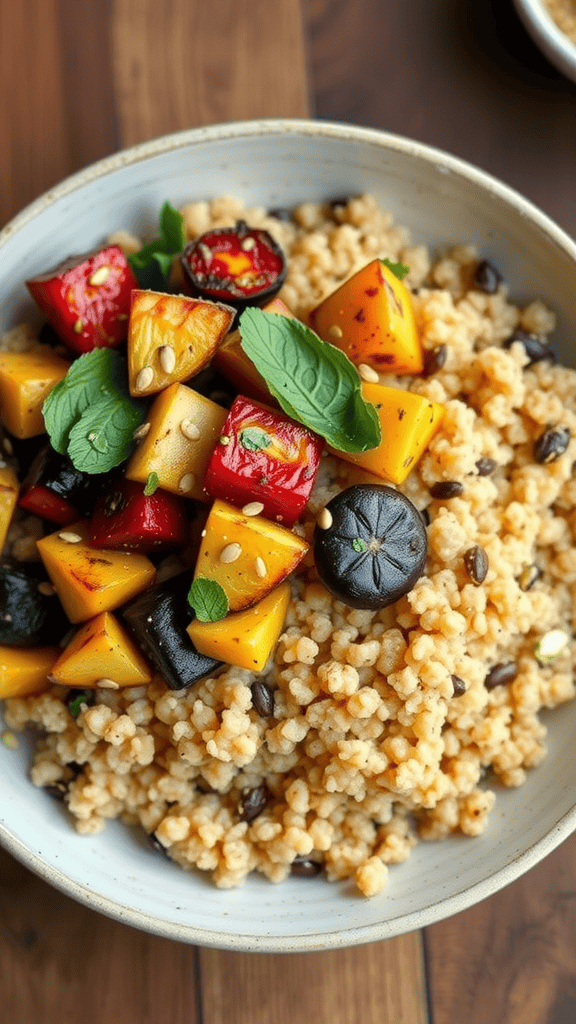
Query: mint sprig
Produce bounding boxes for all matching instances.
[128,201,186,287]
[239,310,381,454]
[381,257,410,282]
[43,349,146,474]
[188,578,229,622]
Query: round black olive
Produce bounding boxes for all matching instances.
[313,484,428,610]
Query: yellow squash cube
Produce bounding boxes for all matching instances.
[212,297,295,404]
[0,346,70,438]
[187,581,291,672]
[0,645,60,699]
[37,521,155,623]
[309,259,423,375]
[334,382,445,484]
[194,499,309,612]
[128,290,234,398]
[126,382,227,502]
[51,611,152,688]
[0,465,18,552]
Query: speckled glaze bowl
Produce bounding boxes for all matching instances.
[2,120,576,951]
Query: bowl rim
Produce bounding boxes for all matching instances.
[512,0,576,83]
[2,117,576,952]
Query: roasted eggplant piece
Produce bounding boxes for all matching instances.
[19,445,101,525]
[120,574,223,690]
[0,563,69,646]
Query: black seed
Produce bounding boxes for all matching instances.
[503,329,556,365]
[328,195,354,212]
[429,481,464,500]
[420,507,431,527]
[291,858,323,878]
[464,545,489,585]
[251,680,275,718]
[238,785,270,823]
[534,427,570,464]
[485,662,517,690]
[451,675,467,697]
[476,457,497,477]
[44,781,69,801]
[422,344,448,377]
[473,259,502,294]
[519,564,542,592]
[148,832,170,856]
[268,207,293,222]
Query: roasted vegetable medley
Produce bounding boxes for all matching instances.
[0,206,444,700]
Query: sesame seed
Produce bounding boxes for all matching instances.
[96,677,120,690]
[159,345,176,374]
[133,422,151,440]
[73,318,84,333]
[255,556,267,578]
[317,508,333,530]
[242,501,264,516]
[219,435,231,446]
[220,542,242,563]
[58,531,83,543]
[89,265,111,286]
[2,437,13,455]
[241,236,256,251]
[328,324,343,339]
[37,582,55,597]
[178,473,196,493]
[358,363,379,383]
[180,418,201,441]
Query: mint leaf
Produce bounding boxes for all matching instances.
[381,257,410,282]
[239,310,381,454]
[128,201,186,285]
[188,578,229,622]
[240,427,271,452]
[144,471,159,496]
[42,350,146,474]
[43,349,117,454]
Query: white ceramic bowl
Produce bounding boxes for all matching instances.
[513,0,576,83]
[2,120,576,952]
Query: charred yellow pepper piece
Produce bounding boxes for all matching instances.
[51,611,152,687]
[0,644,59,699]
[0,346,69,438]
[309,259,423,374]
[194,499,308,612]
[212,297,295,404]
[187,581,291,671]
[37,521,155,623]
[335,381,445,484]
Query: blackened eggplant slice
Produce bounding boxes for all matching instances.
[313,484,427,610]
[0,565,68,646]
[121,575,223,691]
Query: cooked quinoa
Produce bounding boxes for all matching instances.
[3,193,576,897]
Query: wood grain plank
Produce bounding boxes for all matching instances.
[0,0,118,226]
[110,0,310,147]
[0,847,200,1024]
[425,832,576,1024]
[200,934,429,1024]
[304,0,576,236]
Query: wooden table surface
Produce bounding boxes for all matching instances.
[2,2,576,1022]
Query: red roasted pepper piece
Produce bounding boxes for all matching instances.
[19,445,96,526]
[26,245,138,355]
[180,220,286,310]
[88,478,189,554]
[205,396,323,525]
